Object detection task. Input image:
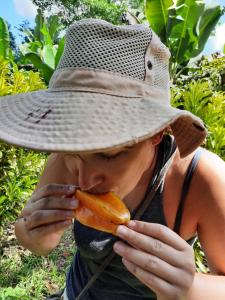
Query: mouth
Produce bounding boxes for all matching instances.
[84,188,111,195]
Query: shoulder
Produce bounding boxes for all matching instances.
[194,148,225,202]
[178,147,225,216]
[191,149,225,273]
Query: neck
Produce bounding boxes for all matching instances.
[124,146,159,212]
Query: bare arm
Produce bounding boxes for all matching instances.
[186,150,225,299]
[15,153,78,256]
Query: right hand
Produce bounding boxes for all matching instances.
[15,184,79,255]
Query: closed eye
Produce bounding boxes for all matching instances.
[96,151,124,161]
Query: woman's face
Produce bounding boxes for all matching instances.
[63,137,159,200]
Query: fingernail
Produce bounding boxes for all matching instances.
[127,220,136,228]
[116,225,127,237]
[113,241,124,253]
[70,199,78,208]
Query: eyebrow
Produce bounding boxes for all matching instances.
[98,145,134,154]
[106,145,134,151]
[65,145,134,158]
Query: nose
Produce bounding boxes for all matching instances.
[76,157,104,191]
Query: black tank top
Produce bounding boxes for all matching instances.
[66,136,202,300]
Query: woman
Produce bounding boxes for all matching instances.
[0,19,225,300]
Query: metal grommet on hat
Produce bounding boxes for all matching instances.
[147,60,153,70]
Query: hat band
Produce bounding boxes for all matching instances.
[48,68,169,104]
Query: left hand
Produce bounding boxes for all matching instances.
[113,220,196,300]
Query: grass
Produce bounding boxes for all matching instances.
[0,222,76,300]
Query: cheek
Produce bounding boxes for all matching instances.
[110,154,152,198]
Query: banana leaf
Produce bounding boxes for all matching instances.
[23,52,53,83]
[42,45,55,69]
[167,0,205,65]
[34,9,44,43]
[145,0,223,72]
[55,36,65,67]
[192,4,224,57]
[40,23,53,46]
[145,0,173,44]
[0,17,10,59]
[48,15,64,43]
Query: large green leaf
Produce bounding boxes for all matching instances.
[42,45,55,69]
[48,15,64,43]
[34,9,44,43]
[145,0,173,43]
[19,41,42,56]
[40,23,53,46]
[0,17,10,59]
[24,52,53,83]
[167,0,205,65]
[192,4,223,57]
[22,28,34,43]
[55,36,65,67]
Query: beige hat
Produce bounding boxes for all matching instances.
[0,19,206,157]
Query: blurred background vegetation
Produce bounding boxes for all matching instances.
[0,0,225,299]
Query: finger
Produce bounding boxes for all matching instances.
[126,221,187,251]
[31,219,72,237]
[25,209,76,230]
[121,258,181,299]
[23,196,79,216]
[115,225,183,267]
[113,241,192,288]
[30,184,77,202]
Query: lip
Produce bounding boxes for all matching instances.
[86,189,110,195]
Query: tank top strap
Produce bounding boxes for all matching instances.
[173,148,204,235]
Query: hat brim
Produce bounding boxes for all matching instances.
[0,90,206,157]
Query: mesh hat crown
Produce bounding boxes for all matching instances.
[0,19,206,157]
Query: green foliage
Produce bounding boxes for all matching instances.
[145,0,224,80]
[0,228,76,300]
[0,57,47,229]
[146,0,173,43]
[0,287,28,300]
[32,0,127,25]
[194,240,209,273]
[171,56,225,160]
[0,17,14,61]
[0,57,46,96]
[0,142,47,229]
[19,10,65,83]
[174,55,225,92]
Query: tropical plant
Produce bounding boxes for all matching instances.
[0,57,46,96]
[0,17,14,60]
[0,57,47,229]
[32,0,127,25]
[176,55,225,91]
[19,9,65,83]
[171,67,225,159]
[145,0,224,80]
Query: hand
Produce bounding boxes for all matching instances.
[113,221,195,300]
[15,184,79,255]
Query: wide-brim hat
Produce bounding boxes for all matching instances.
[0,19,207,157]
